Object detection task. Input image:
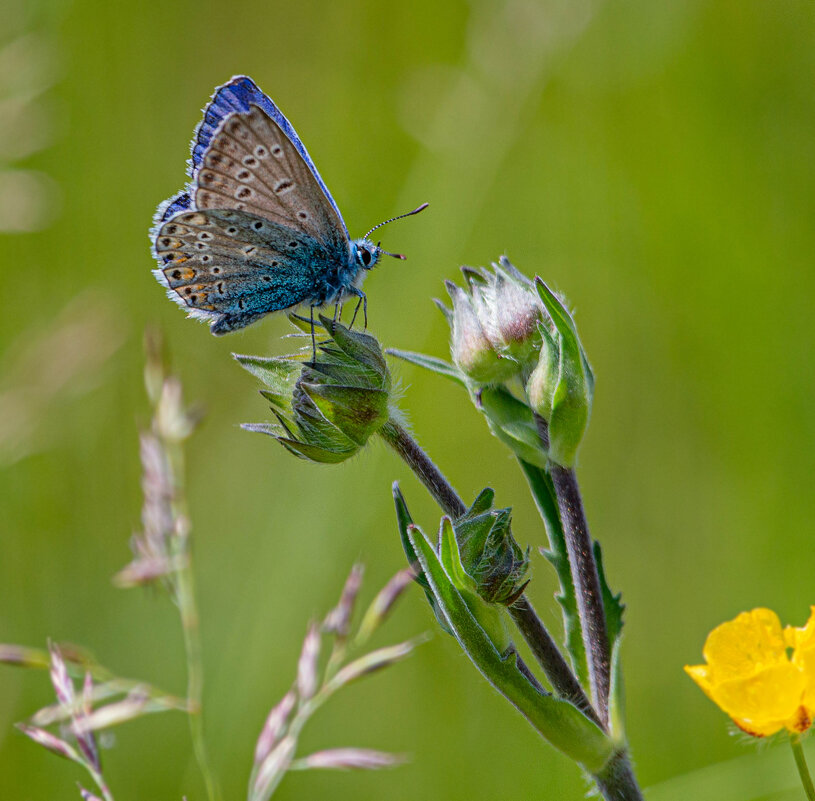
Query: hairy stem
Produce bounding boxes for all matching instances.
[549,464,611,727]
[379,418,466,518]
[509,597,599,726]
[792,735,815,801]
[593,750,645,801]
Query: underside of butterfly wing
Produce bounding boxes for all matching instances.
[193,104,348,255]
[190,75,349,241]
[153,208,340,334]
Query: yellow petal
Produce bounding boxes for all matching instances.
[712,663,806,729]
[702,609,787,683]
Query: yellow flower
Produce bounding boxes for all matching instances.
[685,608,811,737]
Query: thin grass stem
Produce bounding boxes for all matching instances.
[166,438,220,801]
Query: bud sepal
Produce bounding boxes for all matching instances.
[237,317,391,464]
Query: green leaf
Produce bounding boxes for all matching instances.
[386,349,466,386]
[438,517,477,594]
[274,437,354,464]
[593,542,624,649]
[518,460,588,688]
[478,386,547,467]
[233,354,300,394]
[407,523,613,772]
[391,484,451,635]
[534,280,593,467]
[438,517,511,652]
[461,487,495,520]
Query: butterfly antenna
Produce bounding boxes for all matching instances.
[364,202,429,240]
[377,242,407,260]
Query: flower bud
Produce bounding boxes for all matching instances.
[237,317,391,463]
[525,279,594,467]
[392,483,529,654]
[454,487,530,606]
[446,280,514,384]
[443,257,542,384]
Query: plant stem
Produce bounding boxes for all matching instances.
[593,750,645,801]
[791,735,815,801]
[175,555,219,801]
[548,464,611,727]
[379,418,466,518]
[167,437,220,801]
[380,416,591,714]
[509,597,599,726]
[89,765,115,801]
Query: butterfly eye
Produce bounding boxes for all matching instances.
[360,249,372,267]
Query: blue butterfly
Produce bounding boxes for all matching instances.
[151,75,426,335]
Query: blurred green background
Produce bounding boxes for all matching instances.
[2,0,815,798]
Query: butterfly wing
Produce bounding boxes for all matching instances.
[153,208,332,334]
[190,75,350,247]
[193,103,349,258]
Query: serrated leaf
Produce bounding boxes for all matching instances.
[518,460,588,688]
[386,349,466,386]
[593,542,624,647]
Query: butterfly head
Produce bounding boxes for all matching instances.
[353,239,382,271]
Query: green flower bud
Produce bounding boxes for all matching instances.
[393,484,530,654]
[526,280,594,468]
[455,487,530,606]
[237,316,391,463]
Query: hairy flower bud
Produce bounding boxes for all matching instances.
[443,257,542,384]
[237,317,391,463]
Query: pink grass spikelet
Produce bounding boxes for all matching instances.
[323,563,364,637]
[251,736,296,801]
[48,643,75,709]
[73,672,100,771]
[296,623,321,702]
[330,639,419,688]
[357,567,416,643]
[253,689,297,767]
[16,723,82,765]
[298,747,406,771]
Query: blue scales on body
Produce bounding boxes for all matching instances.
[150,75,426,335]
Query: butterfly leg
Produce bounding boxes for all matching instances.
[309,304,317,362]
[333,299,343,323]
[348,288,367,330]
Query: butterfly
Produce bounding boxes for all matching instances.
[150,75,426,336]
